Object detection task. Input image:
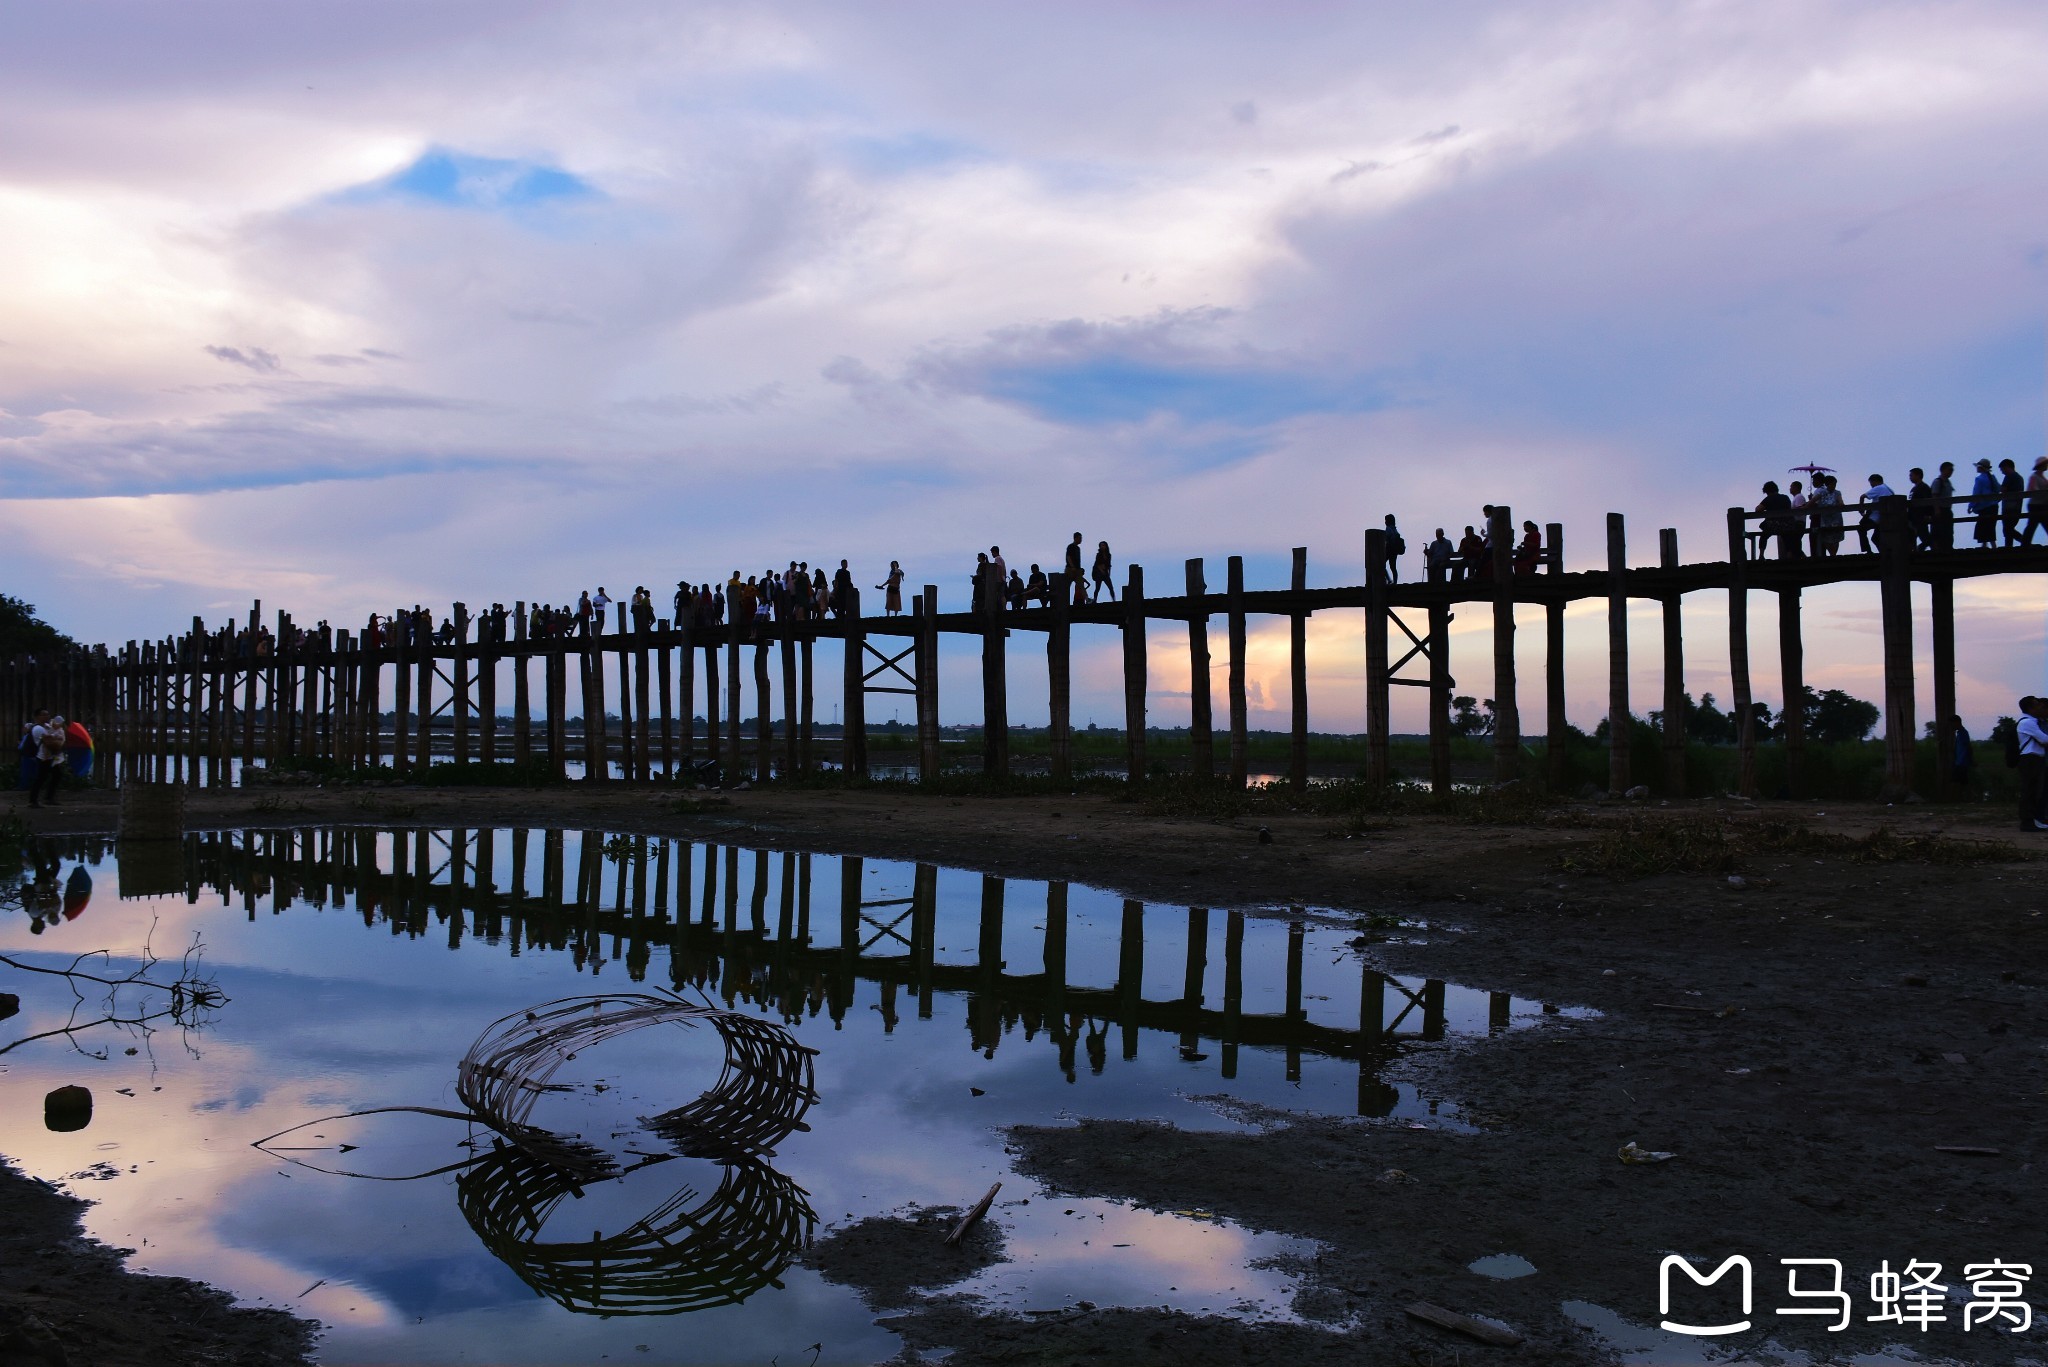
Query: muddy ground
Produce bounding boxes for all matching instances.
[7,780,2045,1365]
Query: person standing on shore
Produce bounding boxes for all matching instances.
[28,713,66,808]
[2017,696,2048,830]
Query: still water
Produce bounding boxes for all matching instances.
[2,829,1587,1364]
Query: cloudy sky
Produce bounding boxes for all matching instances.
[3,1,2044,731]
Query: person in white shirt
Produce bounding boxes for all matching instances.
[590,587,612,633]
[28,712,66,808]
[2016,696,2048,831]
[1858,474,1896,554]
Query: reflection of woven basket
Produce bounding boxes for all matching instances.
[456,994,818,1176]
[455,1140,817,1316]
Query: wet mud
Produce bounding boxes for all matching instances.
[7,782,2044,1364]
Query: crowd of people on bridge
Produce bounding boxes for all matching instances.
[1752,458,2048,560]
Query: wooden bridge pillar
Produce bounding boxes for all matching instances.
[1488,506,1520,783]
[675,605,693,772]
[1725,508,1757,797]
[799,623,814,774]
[1363,529,1390,787]
[1186,559,1214,779]
[724,624,743,781]
[1659,530,1686,797]
[1544,522,1567,792]
[1780,584,1805,799]
[392,615,412,778]
[1226,556,1248,789]
[754,637,773,782]
[1288,548,1308,791]
[546,642,568,783]
[512,604,531,766]
[658,618,675,777]
[479,613,498,765]
[916,589,942,782]
[1125,564,1148,782]
[1427,557,1452,794]
[634,613,653,779]
[1048,577,1071,784]
[841,587,867,777]
[615,605,635,780]
[414,616,434,773]
[779,621,798,779]
[701,637,720,778]
[241,601,259,775]
[1877,494,1918,795]
[1932,576,1957,800]
[982,564,1008,776]
[453,604,472,765]
[1606,513,1630,795]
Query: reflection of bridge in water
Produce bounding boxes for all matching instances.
[130,825,1535,1116]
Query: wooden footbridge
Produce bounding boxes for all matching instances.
[102,826,1509,1115]
[15,498,2038,798]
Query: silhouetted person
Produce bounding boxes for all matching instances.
[1931,461,1957,550]
[1756,481,1798,559]
[2001,457,2026,545]
[1968,460,1998,547]
[1425,528,1453,580]
[1382,514,1405,583]
[1091,541,1116,602]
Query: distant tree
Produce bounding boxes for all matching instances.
[0,595,70,662]
[1799,687,1880,744]
[1450,696,1493,737]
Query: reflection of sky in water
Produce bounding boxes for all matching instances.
[0,830,1589,1365]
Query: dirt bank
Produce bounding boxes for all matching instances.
[7,780,2044,1363]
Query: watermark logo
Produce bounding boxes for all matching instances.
[1659,1254,1752,1335]
[1659,1256,2032,1336]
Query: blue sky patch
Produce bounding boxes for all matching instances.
[339,148,598,212]
[979,358,1383,427]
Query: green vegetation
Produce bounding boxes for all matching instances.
[0,595,71,662]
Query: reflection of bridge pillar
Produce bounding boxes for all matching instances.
[477,828,500,943]
[542,830,564,947]
[1045,880,1071,1076]
[751,849,768,936]
[1356,966,1396,1118]
[1488,990,1511,1035]
[1222,912,1243,1079]
[914,865,938,1019]
[777,852,795,940]
[1285,917,1305,1082]
[699,842,717,927]
[832,856,860,1027]
[633,837,649,919]
[448,828,468,950]
[1118,900,1143,1061]
[653,838,669,923]
[510,827,528,903]
[668,845,695,990]
[1422,979,1446,1042]
[1181,907,1208,1054]
[412,827,432,935]
[796,853,812,944]
[723,845,743,1004]
[972,876,1005,1054]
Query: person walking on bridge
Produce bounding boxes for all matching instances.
[878,561,904,615]
[1090,541,1116,602]
[2021,457,2048,546]
[1968,459,1999,548]
[1862,473,1898,553]
[1065,533,1084,589]
[1931,462,1957,550]
[2001,458,2026,546]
